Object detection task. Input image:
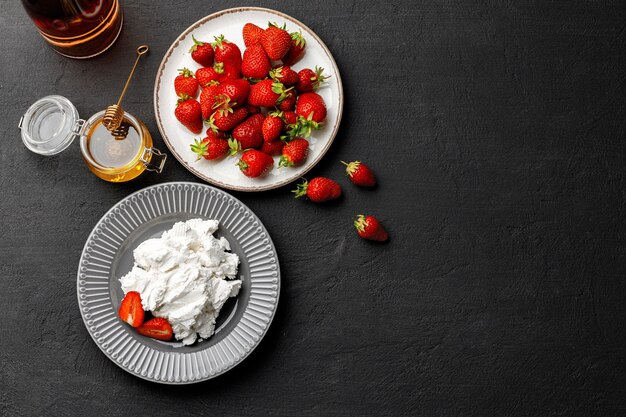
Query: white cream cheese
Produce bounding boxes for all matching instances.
[120,219,240,345]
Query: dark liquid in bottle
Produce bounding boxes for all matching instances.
[21,0,122,58]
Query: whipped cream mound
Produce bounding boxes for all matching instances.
[120,219,240,345]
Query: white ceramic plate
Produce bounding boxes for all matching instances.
[153,7,343,192]
[77,182,280,384]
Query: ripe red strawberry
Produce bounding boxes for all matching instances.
[216,79,249,108]
[296,66,328,93]
[354,215,388,241]
[279,138,309,167]
[175,94,203,134]
[260,139,285,156]
[282,30,306,65]
[243,22,264,47]
[191,133,231,160]
[118,291,144,328]
[213,35,242,71]
[232,113,265,149]
[293,177,342,202]
[270,65,298,86]
[174,67,199,97]
[248,79,292,107]
[283,111,298,127]
[199,82,220,119]
[136,318,173,341]
[238,149,274,177]
[262,111,284,142]
[261,23,292,60]
[196,66,222,87]
[278,90,296,111]
[189,35,214,67]
[207,106,249,133]
[342,160,376,187]
[242,43,271,79]
[296,92,327,123]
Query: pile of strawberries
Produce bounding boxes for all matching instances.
[173,22,330,178]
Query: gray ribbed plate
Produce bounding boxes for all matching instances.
[76,182,280,384]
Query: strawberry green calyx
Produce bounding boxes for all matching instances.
[177,67,194,78]
[297,113,322,138]
[190,138,208,161]
[212,34,228,48]
[237,159,248,171]
[268,21,287,30]
[278,155,293,168]
[311,66,330,89]
[189,35,205,53]
[292,179,309,198]
[214,62,225,74]
[268,109,284,119]
[354,214,367,233]
[206,114,219,133]
[212,95,234,111]
[227,138,240,156]
[342,160,361,176]
[290,30,306,48]
[176,93,191,105]
[271,82,294,105]
[269,67,284,81]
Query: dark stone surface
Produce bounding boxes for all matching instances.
[1,1,625,416]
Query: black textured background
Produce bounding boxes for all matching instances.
[1,1,626,416]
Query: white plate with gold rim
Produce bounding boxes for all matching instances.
[153,7,343,192]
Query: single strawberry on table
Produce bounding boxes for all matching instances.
[174,67,198,97]
[213,35,242,71]
[175,94,203,134]
[282,30,306,65]
[262,110,284,142]
[248,79,292,107]
[261,22,292,61]
[354,215,388,242]
[279,138,309,167]
[238,149,274,178]
[296,66,329,93]
[118,291,144,328]
[136,317,173,341]
[243,22,264,47]
[232,113,265,149]
[242,43,271,80]
[293,177,342,202]
[296,92,327,123]
[342,160,377,187]
[189,34,214,67]
[207,106,249,133]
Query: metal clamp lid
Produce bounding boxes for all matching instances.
[140,147,167,173]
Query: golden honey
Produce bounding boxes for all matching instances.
[80,111,165,182]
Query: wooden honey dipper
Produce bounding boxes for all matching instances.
[102,45,150,138]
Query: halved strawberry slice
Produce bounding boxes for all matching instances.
[118,291,144,328]
[136,318,173,341]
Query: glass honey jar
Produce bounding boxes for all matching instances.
[19,95,166,182]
